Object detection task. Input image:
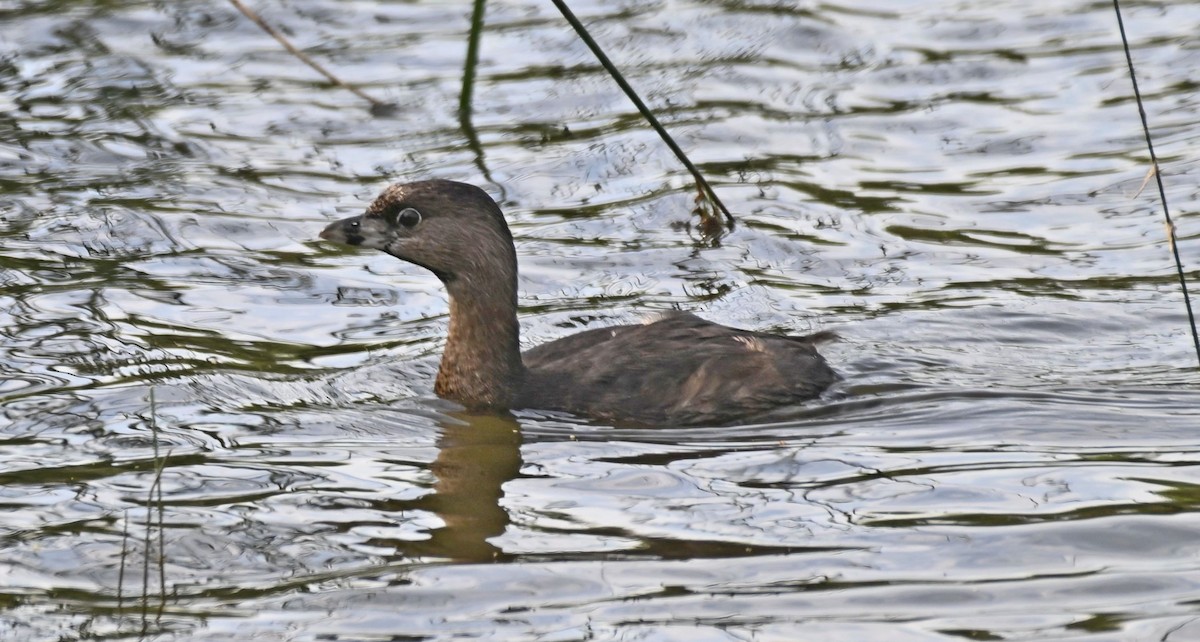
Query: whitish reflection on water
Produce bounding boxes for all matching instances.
[3,0,1200,640]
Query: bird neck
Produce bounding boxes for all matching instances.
[435,275,525,410]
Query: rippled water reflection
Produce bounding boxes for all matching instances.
[3,0,1200,640]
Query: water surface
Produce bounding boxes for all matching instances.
[2,0,1200,640]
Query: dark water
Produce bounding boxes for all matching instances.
[3,0,1200,640]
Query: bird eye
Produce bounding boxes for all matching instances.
[348,219,360,230]
[397,207,421,228]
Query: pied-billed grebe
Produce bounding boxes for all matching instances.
[320,180,836,426]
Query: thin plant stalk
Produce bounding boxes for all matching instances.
[228,0,395,115]
[548,0,736,233]
[1112,0,1200,366]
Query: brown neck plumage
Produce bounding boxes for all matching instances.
[434,267,526,410]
